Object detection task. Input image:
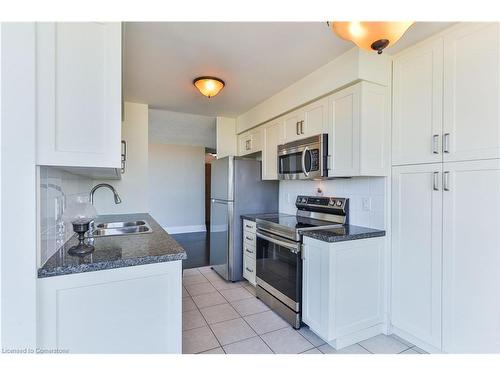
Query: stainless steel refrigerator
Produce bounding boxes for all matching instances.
[210,156,279,281]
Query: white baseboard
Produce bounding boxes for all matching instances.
[163,225,207,234]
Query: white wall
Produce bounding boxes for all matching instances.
[279,177,386,230]
[0,22,37,350]
[92,102,149,215]
[148,143,206,233]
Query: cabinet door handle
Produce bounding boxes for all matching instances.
[443,133,450,153]
[443,171,450,191]
[300,121,304,134]
[245,267,254,273]
[433,172,439,191]
[432,134,439,154]
[296,122,300,135]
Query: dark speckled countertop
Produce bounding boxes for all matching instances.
[38,213,186,278]
[300,225,385,243]
[241,213,385,243]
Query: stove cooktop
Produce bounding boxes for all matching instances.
[256,214,343,241]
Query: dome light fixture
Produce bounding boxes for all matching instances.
[330,21,414,54]
[193,76,225,98]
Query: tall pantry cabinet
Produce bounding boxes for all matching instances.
[391,22,500,353]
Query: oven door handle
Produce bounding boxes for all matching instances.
[256,231,301,254]
[301,146,310,177]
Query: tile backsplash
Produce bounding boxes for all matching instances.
[39,166,93,266]
[279,177,386,229]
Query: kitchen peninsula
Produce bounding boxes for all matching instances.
[37,213,186,354]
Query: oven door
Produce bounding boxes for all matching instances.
[277,134,327,180]
[255,229,302,312]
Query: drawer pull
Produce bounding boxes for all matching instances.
[245,248,254,254]
[245,267,254,273]
[246,236,253,241]
[245,224,253,229]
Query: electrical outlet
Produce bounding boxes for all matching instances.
[362,197,372,211]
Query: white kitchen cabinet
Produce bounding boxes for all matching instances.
[238,127,262,156]
[391,163,443,349]
[261,120,283,180]
[328,82,389,177]
[242,220,257,285]
[442,159,500,353]
[283,97,329,143]
[392,38,443,166]
[443,23,500,162]
[37,261,182,353]
[36,22,122,168]
[302,236,385,349]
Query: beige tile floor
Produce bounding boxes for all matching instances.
[182,266,427,354]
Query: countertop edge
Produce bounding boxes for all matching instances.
[301,229,386,243]
[37,253,186,279]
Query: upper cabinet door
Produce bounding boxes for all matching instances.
[301,97,329,137]
[282,109,302,143]
[328,84,360,177]
[442,159,500,353]
[262,120,283,180]
[443,23,500,162]
[36,22,122,168]
[392,38,443,166]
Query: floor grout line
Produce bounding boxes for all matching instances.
[184,267,424,355]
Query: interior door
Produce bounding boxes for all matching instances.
[443,23,500,162]
[442,159,500,353]
[391,163,443,349]
[209,199,233,280]
[392,38,443,166]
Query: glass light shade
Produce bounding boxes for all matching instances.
[193,76,225,98]
[331,22,414,54]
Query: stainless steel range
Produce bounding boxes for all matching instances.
[255,195,349,329]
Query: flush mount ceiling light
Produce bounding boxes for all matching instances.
[330,21,414,54]
[193,76,225,98]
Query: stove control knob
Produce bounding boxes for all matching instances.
[329,198,335,206]
[336,200,343,207]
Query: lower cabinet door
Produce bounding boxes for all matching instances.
[442,159,500,353]
[302,239,329,339]
[391,163,443,349]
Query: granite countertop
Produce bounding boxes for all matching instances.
[38,213,187,278]
[301,224,385,243]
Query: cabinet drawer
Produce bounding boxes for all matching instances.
[243,241,256,259]
[243,220,256,233]
[243,231,256,244]
[243,255,256,285]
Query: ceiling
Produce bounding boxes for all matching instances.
[148,109,216,148]
[124,22,454,118]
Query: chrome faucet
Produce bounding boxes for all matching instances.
[89,183,122,205]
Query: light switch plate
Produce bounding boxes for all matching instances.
[362,197,372,211]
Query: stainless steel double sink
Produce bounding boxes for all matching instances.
[88,220,153,237]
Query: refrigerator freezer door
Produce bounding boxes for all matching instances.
[209,199,234,280]
[211,157,233,201]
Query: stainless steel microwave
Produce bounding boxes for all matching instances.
[277,134,328,180]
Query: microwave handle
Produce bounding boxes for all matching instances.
[301,146,310,177]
